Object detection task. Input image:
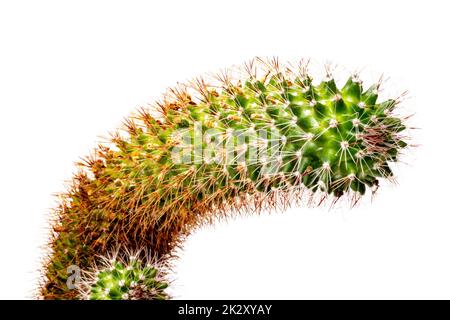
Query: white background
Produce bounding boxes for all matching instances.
[0,0,448,299]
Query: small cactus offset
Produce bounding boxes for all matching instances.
[79,250,169,300]
[40,58,411,299]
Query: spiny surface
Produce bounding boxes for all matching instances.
[41,58,409,299]
[81,254,168,300]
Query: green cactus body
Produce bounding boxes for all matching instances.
[82,255,169,300]
[41,58,409,299]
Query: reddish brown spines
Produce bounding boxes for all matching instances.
[40,58,410,299]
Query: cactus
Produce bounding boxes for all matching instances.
[79,250,169,300]
[40,58,410,299]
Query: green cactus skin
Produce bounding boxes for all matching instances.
[80,253,169,300]
[40,58,410,299]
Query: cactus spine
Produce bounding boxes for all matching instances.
[40,58,410,299]
[79,250,169,300]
